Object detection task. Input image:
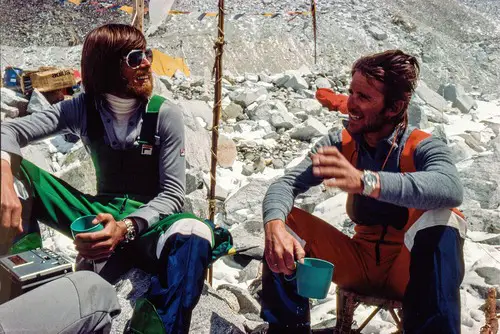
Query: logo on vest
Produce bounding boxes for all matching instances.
[141,144,153,155]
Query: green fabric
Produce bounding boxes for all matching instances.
[13,159,234,264]
[128,298,166,334]
[147,95,166,113]
[9,232,42,254]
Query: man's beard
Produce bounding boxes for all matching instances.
[124,73,153,98]
[348,111,390,135]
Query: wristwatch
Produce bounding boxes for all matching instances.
[121,218,137,243]
[361,170,378,196]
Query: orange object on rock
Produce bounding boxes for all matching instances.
[315,88,349,114]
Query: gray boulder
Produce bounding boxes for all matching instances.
[223,102,244,121]
[177,101,212,171]
[475,267,500,286]
[367,26,388,40]
[1,102,19,118]
[270,111,298,129]
[216,284,261,315]
[184,188,209,219]
[224,178,274,226]
[283,72,309,91]
[230,87,268,107]
[415,81,448,112]
[407,103,429,129]
[424,106,449,124]
[289,117,328,141]
[189,284,247,334]
[1,87,28,115]
[315,77,331,89]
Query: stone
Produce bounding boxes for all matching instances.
[448,136,476,163]
[289,117,328,141]
[223,102,244,121]
[415,81,448,112]
[190,284,247,334]
[238,259,262,283]
[217,284,261,315]
[1,102,19,118]
[315,77,331,89]
[184,189,209,219]
[270,111,297,129]
[177,101,212,171]
[245,73,259,82]
[298,99,323,114]
[224,179,274,225]
[230,87,268,107]
[159,75,174,90]
[424,106,449,124]
[186,169,204,194]
[242,164,254,176]
[367,26,388,40]
[457,133,484,152]
[1,88,28,115]
[27,89,51,114]
[217,135,238,168]
[110,268,152,333]
[454,94,477,114]
[431,124,448,144]
[217,289,240,312]
[283,72,309,91]
[475,267,500,285]
[272,158,285,169]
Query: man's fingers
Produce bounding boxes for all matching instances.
[276,254,293,276]
[75,230,109,243]
[283,249,296,272]
[313,166,345,178]
[293,238,306,263]
[93,213,113,225]
[316,146,342,156]
[323,178,348,188]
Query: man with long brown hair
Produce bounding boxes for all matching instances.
[1,24,219,333]
[261,50,466,333]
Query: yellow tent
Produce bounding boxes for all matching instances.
[151,49,190,77]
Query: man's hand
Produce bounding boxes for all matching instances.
[0,160,23,247]
[311,146,364,194]
[74,213,127,261]
[264,219,305,275]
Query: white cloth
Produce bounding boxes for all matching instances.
[104,94,139,148]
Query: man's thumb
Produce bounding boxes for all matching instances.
[293,238,306,264]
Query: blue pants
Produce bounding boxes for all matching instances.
[261,225,464,333]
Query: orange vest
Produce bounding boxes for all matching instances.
[340,128,465,233]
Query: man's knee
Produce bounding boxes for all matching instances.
[66,271,121,318]
[155,218,212,259]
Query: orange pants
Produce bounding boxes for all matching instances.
[286,207,410,300]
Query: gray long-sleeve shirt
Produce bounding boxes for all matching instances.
[263,125,464,225]
[1,93,186,233]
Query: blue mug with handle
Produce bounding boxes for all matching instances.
[285,257,334,299]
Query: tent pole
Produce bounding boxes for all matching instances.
[207,0,225,286]
[132,0,144,32]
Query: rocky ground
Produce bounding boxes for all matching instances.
[1,0,500,333]
[3,65,500,332]
[1,0,500,98]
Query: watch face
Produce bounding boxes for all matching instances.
[365,173,377,184]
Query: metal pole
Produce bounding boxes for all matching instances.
[311,0,317,64]
[207,0,225,286]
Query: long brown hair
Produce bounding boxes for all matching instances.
[81,24,146,96]
[352,50,420,123]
